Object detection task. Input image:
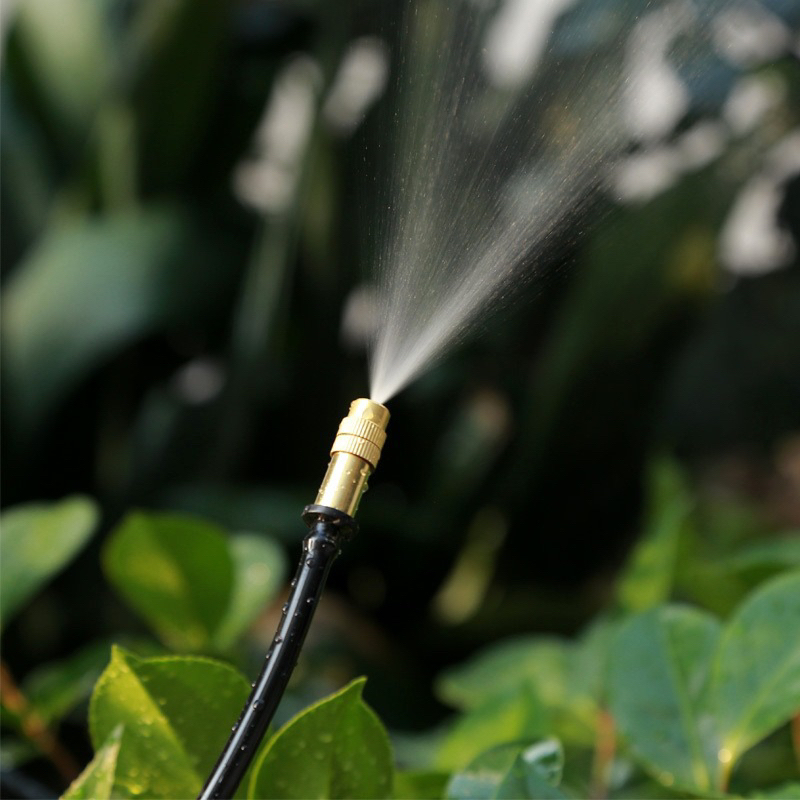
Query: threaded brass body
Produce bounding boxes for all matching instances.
[315,399,390,517]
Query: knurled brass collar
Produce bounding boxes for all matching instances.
[330,399,390,469]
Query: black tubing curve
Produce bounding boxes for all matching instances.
[197,509,356,799]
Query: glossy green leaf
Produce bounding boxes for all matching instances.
[247,677,393,800]
[0,496,98,630]
[709,570,800,763]
[63,725,123,800]
[608,606,722,792]
[393,770,449,799]
[103,512,234,650]
[435,687,547,771]
[617,459,692,612]
[495,739,567,800]
[213,533,287,650]
[89,646,249,799]
[610,574,800,793]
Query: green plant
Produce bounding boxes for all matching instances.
[2,460,797,799]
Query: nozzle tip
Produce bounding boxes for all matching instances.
[349,398,390,429]
[330,398,390,470]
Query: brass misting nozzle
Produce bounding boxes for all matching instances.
[315,398,390,517]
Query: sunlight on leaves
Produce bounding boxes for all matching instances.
[88,646,249,799]
[247,677,393,800]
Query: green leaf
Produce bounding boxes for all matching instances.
[750,783,800,799]
[445,742,523,800]
[435,687,547,771]
[709,570,800,763]
[89,646,249,799]
[617,459,692,612]
[568,616,618,704]
[437,637,569,711]
[446,739,567,800]
[721,537,800,575]
[495,739,567,800]
[610,575,800,793]
[393,770,449,799]
[63,725,123,800]
[247,677,393,800]
[13,0,112,147]
[608,605,722,793]
[0,496,98,630]
[213,533,287,650]
[439,622,615,752]
[103,512,234,651]
[1,208,218,434]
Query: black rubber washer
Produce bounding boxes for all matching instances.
[302,504,359,539]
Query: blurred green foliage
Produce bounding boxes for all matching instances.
[3,484,798,799]
[0,497,98,630]
[2,0,800,797]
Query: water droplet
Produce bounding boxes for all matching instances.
[252,699,264,711]
[306,597,315,605]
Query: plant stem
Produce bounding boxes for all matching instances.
[0,660,80,784]
[589,708,616,800]
[792,713,800,769]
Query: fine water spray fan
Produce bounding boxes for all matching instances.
[199,399,390,799]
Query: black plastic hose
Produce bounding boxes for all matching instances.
[198,506,356,800]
